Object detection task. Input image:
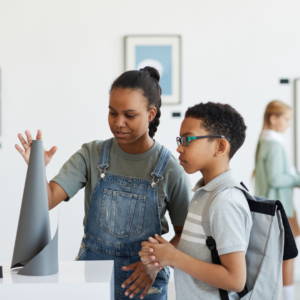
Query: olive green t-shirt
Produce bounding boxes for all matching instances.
[51,138,192,234]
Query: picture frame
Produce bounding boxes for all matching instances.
[294,78,300,170]
[124,35,181,105]
[0,69,1,149]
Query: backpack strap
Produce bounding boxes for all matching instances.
[202,181,233,300]
[202,180,252,299]
[202,179,242,235]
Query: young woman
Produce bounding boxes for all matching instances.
[15,67,191,300]
[254,100,300,300]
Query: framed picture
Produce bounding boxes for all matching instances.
[294,78,300,170]
[124,35,181,105]
[0,69,1,149]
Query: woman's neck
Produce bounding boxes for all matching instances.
[118,134,154,154]
[264,125,279,132]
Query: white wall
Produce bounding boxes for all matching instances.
[1,0,300,279]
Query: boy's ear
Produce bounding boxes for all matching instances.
[215,138,230,157]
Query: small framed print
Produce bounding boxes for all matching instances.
[124,35,181,105]
[294,78,300,169]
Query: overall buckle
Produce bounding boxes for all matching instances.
[97,165,108,179]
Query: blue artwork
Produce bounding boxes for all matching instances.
[135,45,172,95]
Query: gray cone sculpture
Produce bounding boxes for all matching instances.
[11,140,59,276]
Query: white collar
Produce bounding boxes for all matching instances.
[260,129,284,145]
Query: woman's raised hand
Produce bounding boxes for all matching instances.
[15,130,57,166]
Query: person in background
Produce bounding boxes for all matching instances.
[15,66,191,300]
[254,100,300,300]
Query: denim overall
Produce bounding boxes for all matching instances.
[77,138,171,299]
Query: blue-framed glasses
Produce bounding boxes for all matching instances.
[176,135,230,147]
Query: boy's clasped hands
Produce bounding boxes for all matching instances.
[120,235,174,299]
[139,234,176,269]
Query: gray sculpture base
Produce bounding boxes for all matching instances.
[1,261,114,300]
[17,226,59,276]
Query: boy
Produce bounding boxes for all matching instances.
[139,102,252,300]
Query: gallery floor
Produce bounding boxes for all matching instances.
[167,282,300,299]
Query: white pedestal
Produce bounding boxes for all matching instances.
[0,261,114,300]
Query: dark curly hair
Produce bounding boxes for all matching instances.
[110,66,162,138]
[185,102,247,159]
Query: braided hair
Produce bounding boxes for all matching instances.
[110,66,162,138]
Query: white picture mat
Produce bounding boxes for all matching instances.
[125,36,180,104]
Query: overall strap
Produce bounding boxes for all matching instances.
[150,146,172,188]
[97,138,113,178]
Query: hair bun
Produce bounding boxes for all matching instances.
[140,66,160,82]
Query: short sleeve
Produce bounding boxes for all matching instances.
[50,144,90,200]
[168,172,192,226]
[210,188,251,256]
